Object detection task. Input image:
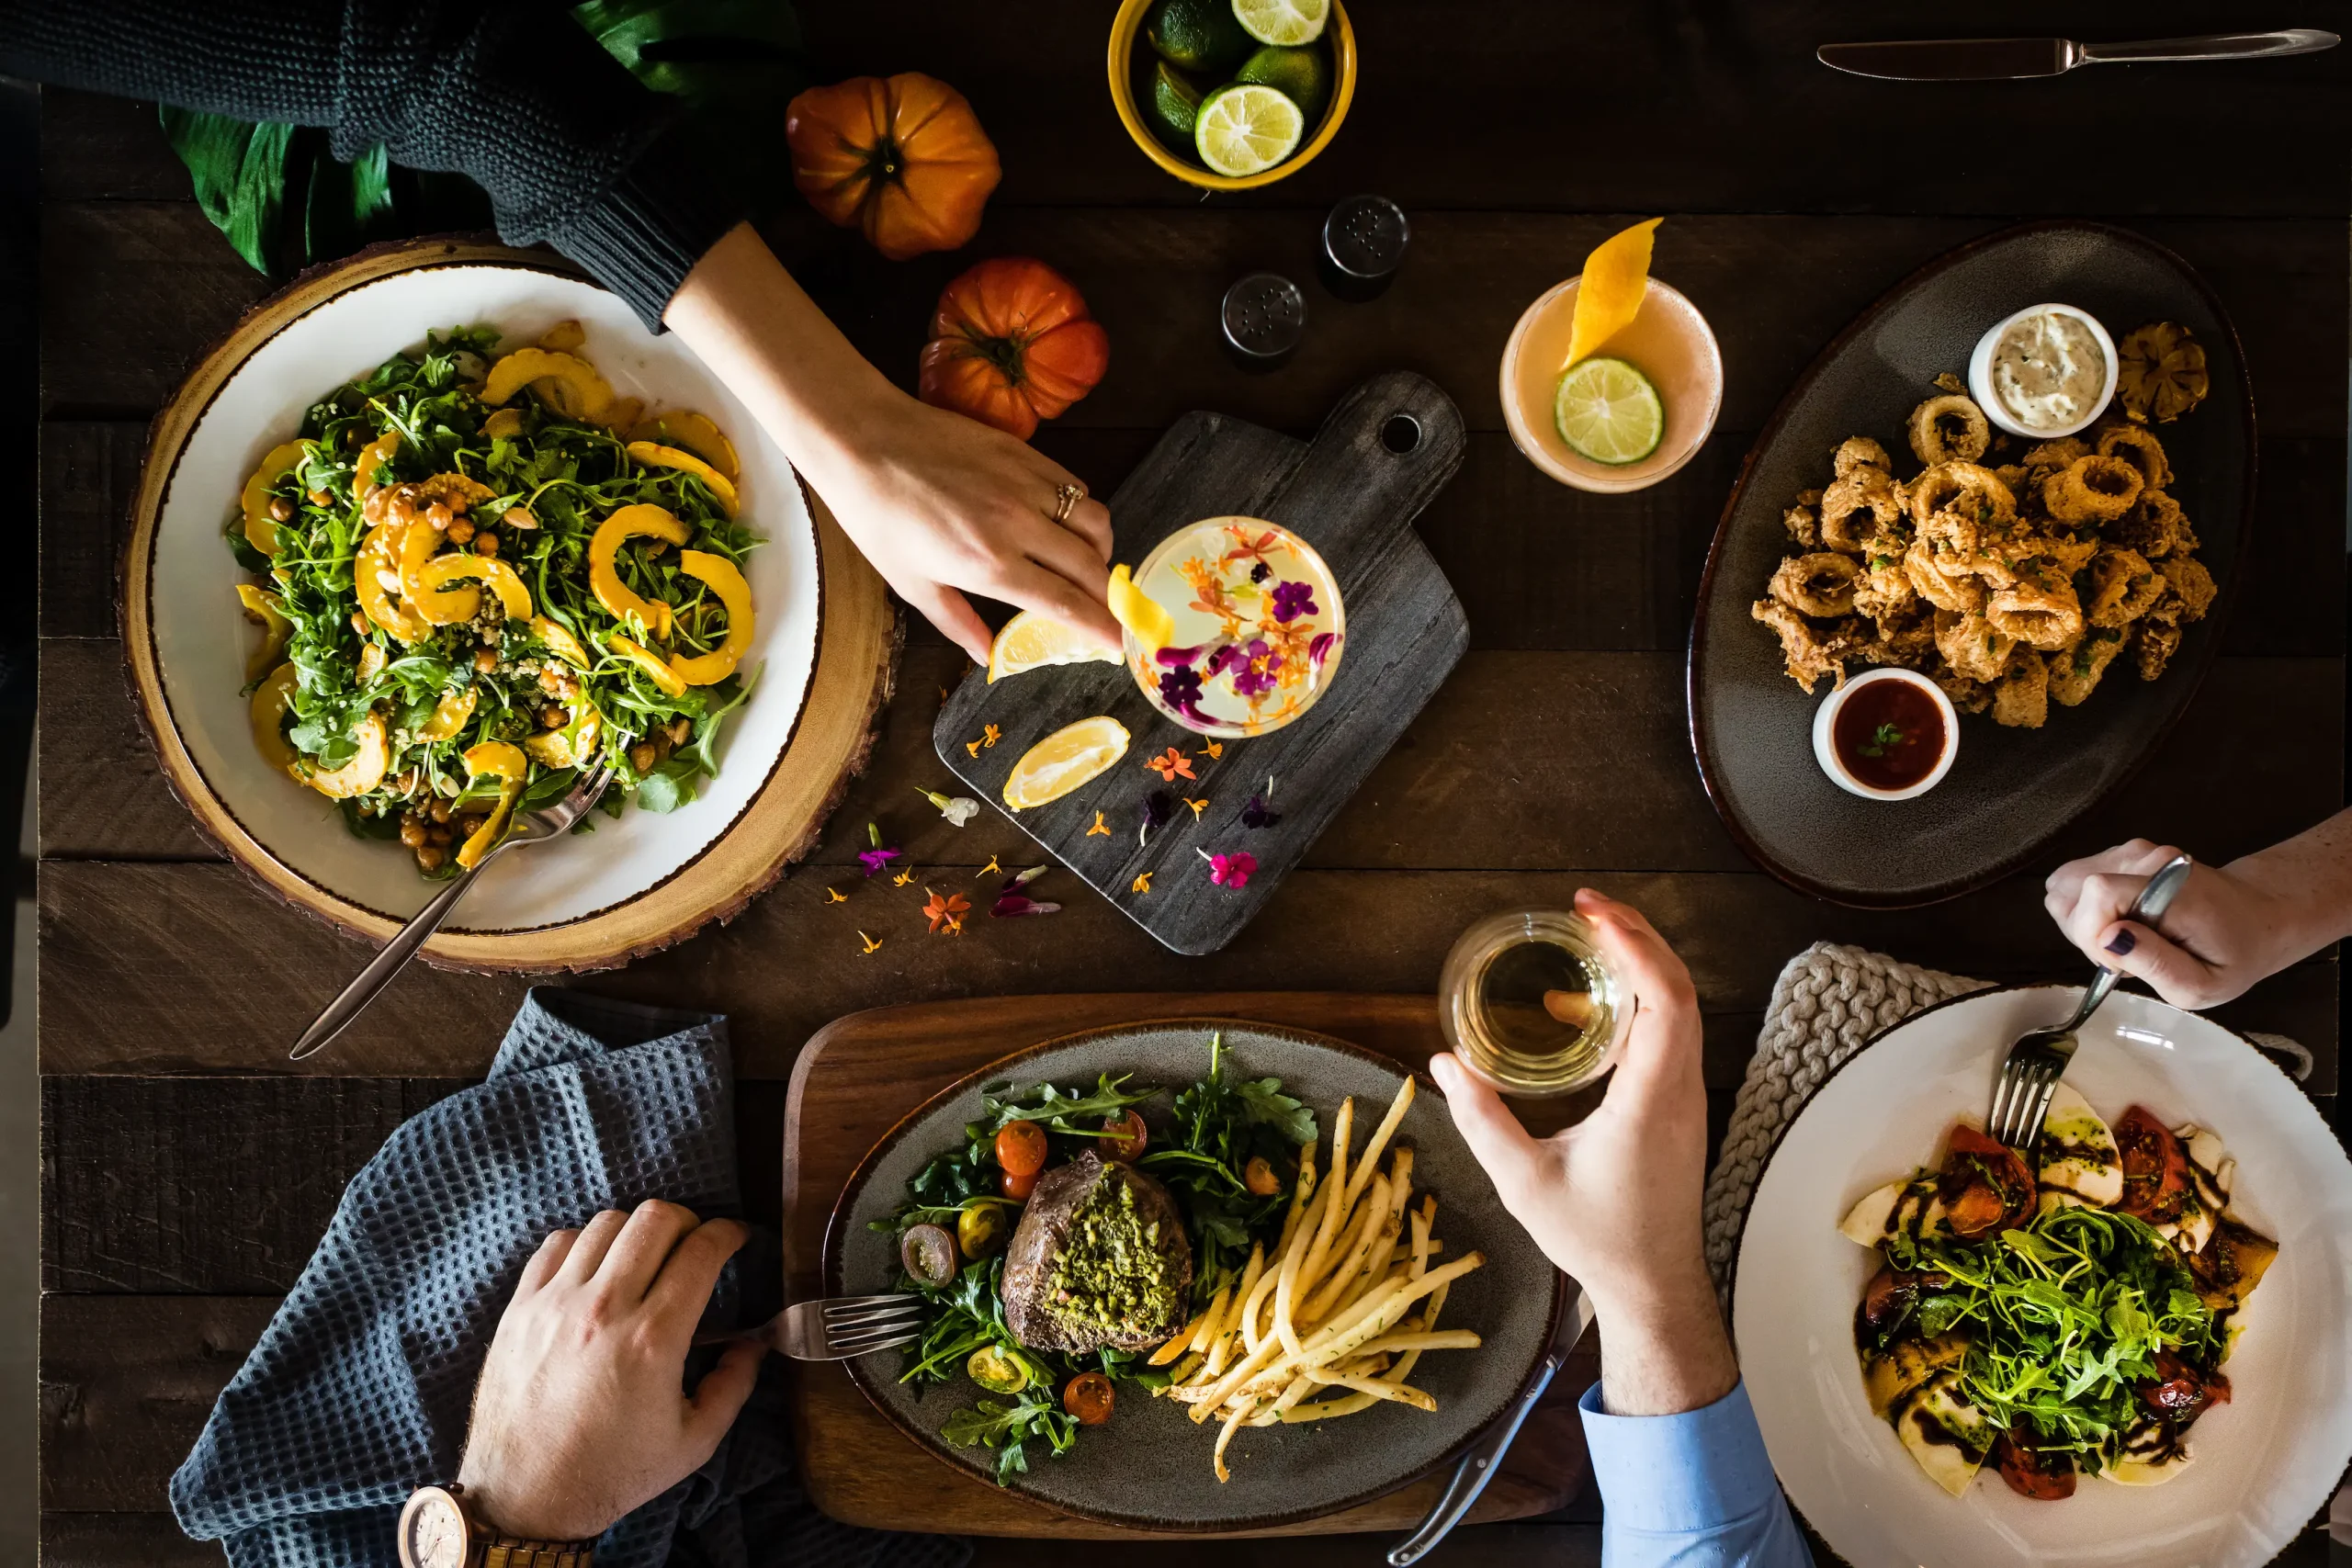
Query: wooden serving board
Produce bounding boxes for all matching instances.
[780,991,1596,1540]
[933,374,1468,956]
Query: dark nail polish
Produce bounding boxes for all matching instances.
[2105,929,2136,956]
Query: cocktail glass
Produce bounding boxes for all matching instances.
[1121,516,1345,739]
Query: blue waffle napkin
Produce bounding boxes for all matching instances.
[169,987,967,1568]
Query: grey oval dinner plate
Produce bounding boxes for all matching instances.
[1689,221,2255,908]
[822,1019,1563,1531]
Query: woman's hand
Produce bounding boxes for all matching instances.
[665,224,1119,663]
[2044,833,2352,1009]
[1430,889,1737,1416]
[456,1201,763,1542]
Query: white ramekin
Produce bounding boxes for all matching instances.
[1811,667,1960,801]
[1966,302,2117,441]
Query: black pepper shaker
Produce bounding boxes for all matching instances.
[1318,195,1409,302]
[1220,272,1306,372]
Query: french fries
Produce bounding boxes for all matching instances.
[1152,1074,1487,1480]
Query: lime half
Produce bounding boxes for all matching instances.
[1232,0,1329,46]
[1553,356,1665,466]
[1194,84,1306,177]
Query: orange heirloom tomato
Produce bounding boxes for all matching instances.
[785,73,1001,261]
[918,256,1111,441]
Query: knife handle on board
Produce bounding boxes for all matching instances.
[2080,28,2339,64]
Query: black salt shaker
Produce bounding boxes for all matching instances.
[1220,272,1307,372]
[1318,194,1409,301]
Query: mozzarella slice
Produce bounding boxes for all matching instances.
[1838,1175,1945,1248]
[1894,1372,1995,1496]
[2104,1418,2195,1486]
[2037,1084,2124,1207]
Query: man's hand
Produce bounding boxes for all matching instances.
[456,1201,763,1541]
[1430,889,1737,1416]
[2043,836,2352,1010]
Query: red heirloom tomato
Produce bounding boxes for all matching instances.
[1063,1371,1115,1426]
[918,256,1111,440]
[785,73,1001,260]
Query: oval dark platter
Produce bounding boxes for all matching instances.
[1689,221,2254,908]
[822,1020,1563,1532]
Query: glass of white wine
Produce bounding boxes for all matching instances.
[1438,908,1634,1097]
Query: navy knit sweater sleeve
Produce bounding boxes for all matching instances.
[0,0,747,328]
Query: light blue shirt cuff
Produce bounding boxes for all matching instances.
[1577,1377,1798,1539]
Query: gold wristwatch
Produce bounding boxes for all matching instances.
[397,1483,596,1568]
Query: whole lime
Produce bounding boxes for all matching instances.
[1148,60,1205,142]
[1232,42,1330,126]
[1145,0,1253,75]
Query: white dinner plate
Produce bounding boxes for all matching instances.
[146,260,823,932]
[1733,985,2352,1568]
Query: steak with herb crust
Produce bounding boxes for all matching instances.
[1001,1151,1193,1354]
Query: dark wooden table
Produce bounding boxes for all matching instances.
[34,5,2348,1562]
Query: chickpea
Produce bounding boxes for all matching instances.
[389,770,417,795]
[428,799,453,824]
[447,517,475,545]
[540,705,567,728]
[629,742,658,773]
[453,816,485,841]
[307,489,333,509]
[474,533,499,558]
[428,824,454,846]
[414,845,447,872]
[399,817,429,849]
[473,648,498,672]
[426,502,454,533]
[267,496,294,523]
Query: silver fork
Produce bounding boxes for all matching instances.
[696,1295,928,1360]
[288,765,616,1060]
[1988,852,2194,1149]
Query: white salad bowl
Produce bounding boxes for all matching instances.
[125,242,892,971]
[1733,985,2352,1568]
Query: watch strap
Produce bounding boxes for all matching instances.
[481,1541,594,1568]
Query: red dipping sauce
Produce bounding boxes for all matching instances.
[1832,677,1947,791]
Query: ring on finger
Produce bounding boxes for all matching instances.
[1050,481,1086,525]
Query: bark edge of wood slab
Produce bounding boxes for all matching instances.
[119,237,899,973]
[936,371,1470,954]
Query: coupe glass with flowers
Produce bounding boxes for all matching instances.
[1123,516,1346,739]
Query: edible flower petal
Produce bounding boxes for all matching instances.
[1158,665,1204,710]
[1146,747,1196,782]
[1131,873,1153,894]
[1184,796,1208,820]
[921,888,971,934]
[976,855,1001,879]
[1087,811,1111,837]
[857,821,903,877]
[824,886,848,904]
[1241,795,1281,829]
[1309,632,1337,667]
[982,724,1001,749]
[1203,741,1224,760]
[892,869,916,887]
[1004,864,1051,890]
[1156,644,1205,668]
[858,931,882,953]
[991,892,1063,919]
[1270,581,1318,624]
[917,787,981,827]
[1202,848,1259,889]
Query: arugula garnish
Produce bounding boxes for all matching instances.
[1140,1032,1318,1305]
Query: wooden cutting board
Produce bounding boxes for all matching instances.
[933,374,1468,956]
[781,991,1597,1540]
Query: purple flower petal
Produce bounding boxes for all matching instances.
[1141,790,1175,832]
[856,846,902,876]
[1204,644,1241,679]
[1241,795,1282,829]
[1309,632,1337,667]
[1159,665,1204,708]
[1270,581,1317,624]
[1155,644,1204,667]
[990,893,1062,918]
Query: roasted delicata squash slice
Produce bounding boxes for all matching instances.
[354,430,401,514]
[481,347,614,423]
[356,523,429,642]
[627,440,740,516]
[628,410,740,482]
[530,615,592,669]
[297,711,390,798]
[524,702,603,768]
[401,517,477,625]
[589,503,690,637]
[457,741,529,869]
[240,440,311,556]
[608,633,688,697]
[417,554,532,621]
[666,550,755,686]
[250,662,301,773]
[237,584,293,683]
[415,687,478,743]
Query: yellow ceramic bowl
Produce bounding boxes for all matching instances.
[1107,0,1357,191]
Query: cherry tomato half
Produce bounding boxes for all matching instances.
[2114,1105,2191,1224]
[1243,1156,1282,1197]
[957,1202,1007,1259]
[995,1120,1048,1178]
[999,1165,1039,1201]
[1101,1111,1148,1161]
[899,1223,957,1290]
[1063,1371,1115,1426]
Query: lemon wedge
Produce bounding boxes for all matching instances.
[1566,217,1663,369]
[1107,564,1175,650]
[989,611,1122,682]
[1002,717,1131,811]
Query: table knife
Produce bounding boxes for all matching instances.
[1818,28,2337,81]
[1387,1279,1596,1567]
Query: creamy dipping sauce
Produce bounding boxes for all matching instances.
[1989,309,2109,432]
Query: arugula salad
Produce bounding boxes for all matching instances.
[232,322,759,876]
[873,1036,1317,1483]
[1839,1087,2278,1501]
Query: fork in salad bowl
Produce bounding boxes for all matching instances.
[288,765,615,1061]
[1987,852,2194,1149]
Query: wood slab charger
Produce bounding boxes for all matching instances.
[781,991,1596,1539]
[934,372,1469,956]
[120,237,898,972]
